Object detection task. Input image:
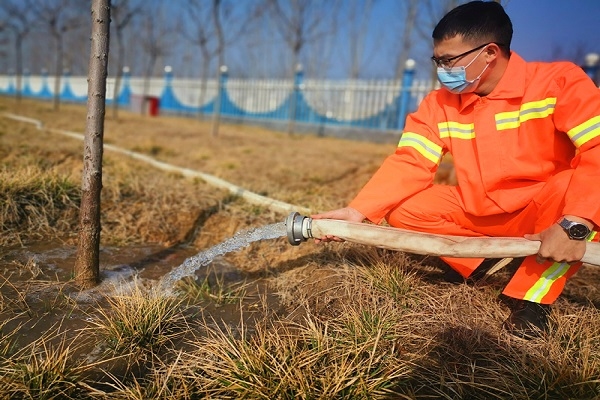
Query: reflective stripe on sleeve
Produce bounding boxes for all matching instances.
[398,132,443,164]
[495,98,556,130]
[437,121,475,139]
[588,231,598,241]
[567,115,600,148]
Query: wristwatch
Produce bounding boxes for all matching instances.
[557,217,591,240]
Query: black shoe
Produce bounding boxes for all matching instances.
[442,258,510,284]
[469,257,523,281]
[503,299,551,339]
[442,267,467,284]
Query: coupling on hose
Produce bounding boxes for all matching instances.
[285,212,313,245]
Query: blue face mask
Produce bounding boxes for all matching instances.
[436,46,489,94]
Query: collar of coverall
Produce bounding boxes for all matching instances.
[457,51,526,113]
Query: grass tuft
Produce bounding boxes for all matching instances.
[176,274,248,305]
[87,285,188,357]
[183,315,410,399]
[0,166,80,246]
[0,329,86,400]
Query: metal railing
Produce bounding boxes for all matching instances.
[0,67,436,139]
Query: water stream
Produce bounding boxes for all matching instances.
[158,222,286,293]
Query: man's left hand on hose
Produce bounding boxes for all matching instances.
[310,207,366,244]
[524,215,593,264]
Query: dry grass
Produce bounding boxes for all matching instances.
[176,274,248,305]
[87,285,189,357]
[180,315,410,399]
[11,98,390,213]
[0,150,81,246]
[0,327,88,399]
[1,97,600,398]
[0,107,228,248]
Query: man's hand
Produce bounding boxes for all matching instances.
[310,207,366,244]
[524,216,592,264]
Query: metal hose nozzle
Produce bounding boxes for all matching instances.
[285,212,312,245]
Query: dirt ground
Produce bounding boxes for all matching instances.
[2,97,600,398]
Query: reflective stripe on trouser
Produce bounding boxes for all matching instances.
[508,231,598,304]
[385,169,595,304]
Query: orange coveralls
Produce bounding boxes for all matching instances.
[349,52,600,304]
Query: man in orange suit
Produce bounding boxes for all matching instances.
[313,0,600,339]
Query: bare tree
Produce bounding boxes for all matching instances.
[63,24,93,76]
[138,3,173,100]
[179,0,217,118]
[210,0,226,137]
[549,42,589,63]
[415,0,467,88]
[111,0,142,119]
[268,0,337,78]
[0,19,7,73]
[35,0,89,111]
[180,0,264,135]
[415,0,466,42]
[1,0,35,104]
[393,0,419,80]
[268,0,338,133]
[74,0,111,288]
[228,13,287,78]
[346,0,375,80]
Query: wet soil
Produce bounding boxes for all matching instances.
[0,238,288,349]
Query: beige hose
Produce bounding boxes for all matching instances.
[310,219,600,266]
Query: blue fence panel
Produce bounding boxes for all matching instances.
[0,65,434,134]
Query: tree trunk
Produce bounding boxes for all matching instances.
[53,36,63,111]
[142,57,154,97]
[287,50,299,135]
[111,29,124,120]
[198,56,210,119]
[394,0,418,80]
[15,35,23,104]
[74,0,111,289]
[211,0,224,137]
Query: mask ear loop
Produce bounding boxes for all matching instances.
[464,46,491,84]
[464,45,489,69]
[467,62,490,84]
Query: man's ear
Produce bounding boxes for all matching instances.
[484,43,502,63]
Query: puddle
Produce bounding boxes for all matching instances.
[1,241,194,286]
[0,240,272,299]
[0,238,285,350]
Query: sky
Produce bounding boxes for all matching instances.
[4,0,599,81]
[338,0,600,80]
[503,0,600,62]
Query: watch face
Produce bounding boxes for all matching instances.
[569,224,590,240]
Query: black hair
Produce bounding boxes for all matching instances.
[432,1,513,56]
